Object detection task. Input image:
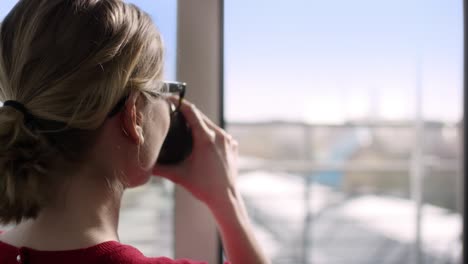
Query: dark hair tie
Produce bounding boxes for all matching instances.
[3,100,36,128]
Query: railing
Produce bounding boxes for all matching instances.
[239,159,459,173]
[228,121,462,264]
[236,159,461,264]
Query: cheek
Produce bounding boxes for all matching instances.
[142,102,171,167]
[127,103,169,187]
[126,101,171,187]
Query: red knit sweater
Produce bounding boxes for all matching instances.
[0,240,228,264]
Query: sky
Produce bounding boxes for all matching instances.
[224,0,463,123]
[0,0,463,124]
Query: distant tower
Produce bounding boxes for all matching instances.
[410,57,424,264]
[368,86,380,123]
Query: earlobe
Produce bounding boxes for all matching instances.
[136,126,145,145]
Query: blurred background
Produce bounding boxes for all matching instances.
[223,0,463,263]
[0,0,463,263]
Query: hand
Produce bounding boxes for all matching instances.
[154,100,270,264]
[152,99,239,207]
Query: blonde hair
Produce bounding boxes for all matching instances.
[0,0,164,223]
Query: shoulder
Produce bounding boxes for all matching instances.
[0,237,208,264]
[102,243,208,264]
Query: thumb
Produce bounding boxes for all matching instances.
[152,164,183,184]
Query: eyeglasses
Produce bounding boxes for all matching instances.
[108,81,187,118]
[150,81,186,116]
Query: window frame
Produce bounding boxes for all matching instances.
[463,1,467,262]
[174,1,224,263]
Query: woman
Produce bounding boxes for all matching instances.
[0,0,269,263]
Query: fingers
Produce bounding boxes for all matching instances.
[176,99,215,143]
[173,98,238,149]
[194,107,238,149]
[152,163,184,183]
[199,112,231,140]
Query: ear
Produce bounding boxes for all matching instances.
[121,92,145,145]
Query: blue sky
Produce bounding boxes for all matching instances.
[224,0,463,123]
[1,0,463,123]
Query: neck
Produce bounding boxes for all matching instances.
[8,166,124,250]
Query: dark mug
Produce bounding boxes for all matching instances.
[156,108,193,165]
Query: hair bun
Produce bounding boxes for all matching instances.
[0,107,54,223]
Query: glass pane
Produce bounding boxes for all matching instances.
[0,0,16,19]
[117,0,178,257]
[224,1,463,264]
[0,0,177,257]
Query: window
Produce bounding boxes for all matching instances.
[119,0,177,257]
[224,1,463,263]
[0,0,15,19]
